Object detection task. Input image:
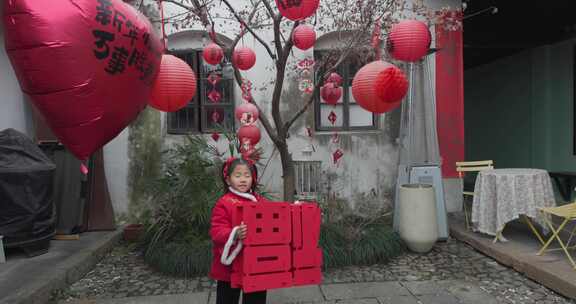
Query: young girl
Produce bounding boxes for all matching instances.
[209,157,268,304]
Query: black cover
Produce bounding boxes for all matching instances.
[0,128,56,247]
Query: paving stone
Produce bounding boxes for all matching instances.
[401,281,449,295]
[377,295,420,304]
[321,282,410,300]
[268,285,325,303]
[417,293,460,304]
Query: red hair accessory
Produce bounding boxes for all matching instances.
[222,157,236,178]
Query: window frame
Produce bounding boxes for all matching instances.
[167,50,235,134]
[314,52,378,132]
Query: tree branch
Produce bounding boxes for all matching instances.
[220,0,277,60]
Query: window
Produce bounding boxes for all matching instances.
[314,52,377,131]
[167,51,235,134]
[294,160,321,200]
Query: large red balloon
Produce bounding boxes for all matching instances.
[320,82,342,105]
[232,47,256,70]
[387,20,431,62]
[3,0,162,160]
[235,102,259,125]
[351,61,407,113]
[292,24,316,50]
[275,0,319,21]
[149,55,197,112]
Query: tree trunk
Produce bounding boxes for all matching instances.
[277,139,295,201]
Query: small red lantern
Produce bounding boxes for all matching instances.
[235,102,260,125]
[387,20,431,62]
[325,72,343,86]
[149,54,197,112]
[275,0,319,21]
[238,124,261,145]
[203,43,224,65]
[232,47,256,70]
[351,61,407,113]
[321,83,342,105]
[292,24,316,50]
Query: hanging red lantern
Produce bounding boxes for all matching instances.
[387,20,431,62]
[321,83,342,105]
[235,103,260,125]
[351,61,407,113]
[238,125,261,145]
[232,47,256,70]
[325,72,343,86]
[275,0,319,21]
[149,54,197,112]
[203,43,224,65]
[292,24,316,50]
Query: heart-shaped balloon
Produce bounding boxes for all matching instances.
[3,0,162,160]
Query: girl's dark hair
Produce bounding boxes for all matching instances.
[221,158,258,193]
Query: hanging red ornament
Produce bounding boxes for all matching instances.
[208,89,222,103]
[235,103,260,125]
[232,47,256,70]
[238,125,261,145]
[351,61,407,113]
[211,132,220,142]
[306,127,313,137]
[321,83,342,105]
[328,111,338,125]
[297,58,315,69]
[207,73,221,86]
[292,24,316,50]
[333,149,344,164]
[275,0,320,21]
[203,42,224,65]
[375,65,409,104]
[150,54,197,112]
[325,72,343,87]
[371,20,382,59]
[241,79,253,101]
[299,79,314,94]
[211,108,224,123]
[387,20,431,62]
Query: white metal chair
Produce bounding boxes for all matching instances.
[455,160,494,230]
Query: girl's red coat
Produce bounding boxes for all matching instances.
[209,191,269,281]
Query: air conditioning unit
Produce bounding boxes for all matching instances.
[393,165,449,240]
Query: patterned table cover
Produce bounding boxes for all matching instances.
[471,168,556,236]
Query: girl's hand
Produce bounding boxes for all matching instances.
[236,222,247,240]
[294,200,303,205]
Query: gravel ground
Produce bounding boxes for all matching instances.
[52,239,575,304]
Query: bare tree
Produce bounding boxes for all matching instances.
[161,0,427,201]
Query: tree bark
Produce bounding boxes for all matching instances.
[277,139,295,201]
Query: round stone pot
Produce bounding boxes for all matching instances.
[398,183,438,253]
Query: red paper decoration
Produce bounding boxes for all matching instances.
[387,20,431,62]
[275,0,320,21]
[208,90,222,103]
[233,47,257,70]
[321,83,342,105]
[333,149,344,164]
[150,55,197,112]
[292,24,316,50]
[3,0,162,160]
[207,73,221,86]
[351,61,407,113]
[325,73,343,86]
[203,43,224,65]
[235,103,260,125]
[238,125,261,145]
[328,111,337,125]
[211,132,220,142]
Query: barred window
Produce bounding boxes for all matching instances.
[294,160,322,200]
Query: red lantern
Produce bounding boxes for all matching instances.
[275,0,319,21]
[149,55,197,112]
[232,47,256,70]
[238,125,261,145]
[375,65,408,103]
[387,20,431,62]
[320,83,342,105]
[203,43,224,65]
[325,72,343,86]
[351,61,407,113]
[292,24,316,50]
[235,103,260,125]
[3,0,162,160]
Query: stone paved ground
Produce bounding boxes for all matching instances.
[52,239,575,304]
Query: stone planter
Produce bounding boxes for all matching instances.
[123,224,144,242]
[398,184,438,253]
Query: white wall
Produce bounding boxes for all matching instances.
[0,3,34,137]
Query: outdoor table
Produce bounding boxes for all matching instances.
[471,168,556,242]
